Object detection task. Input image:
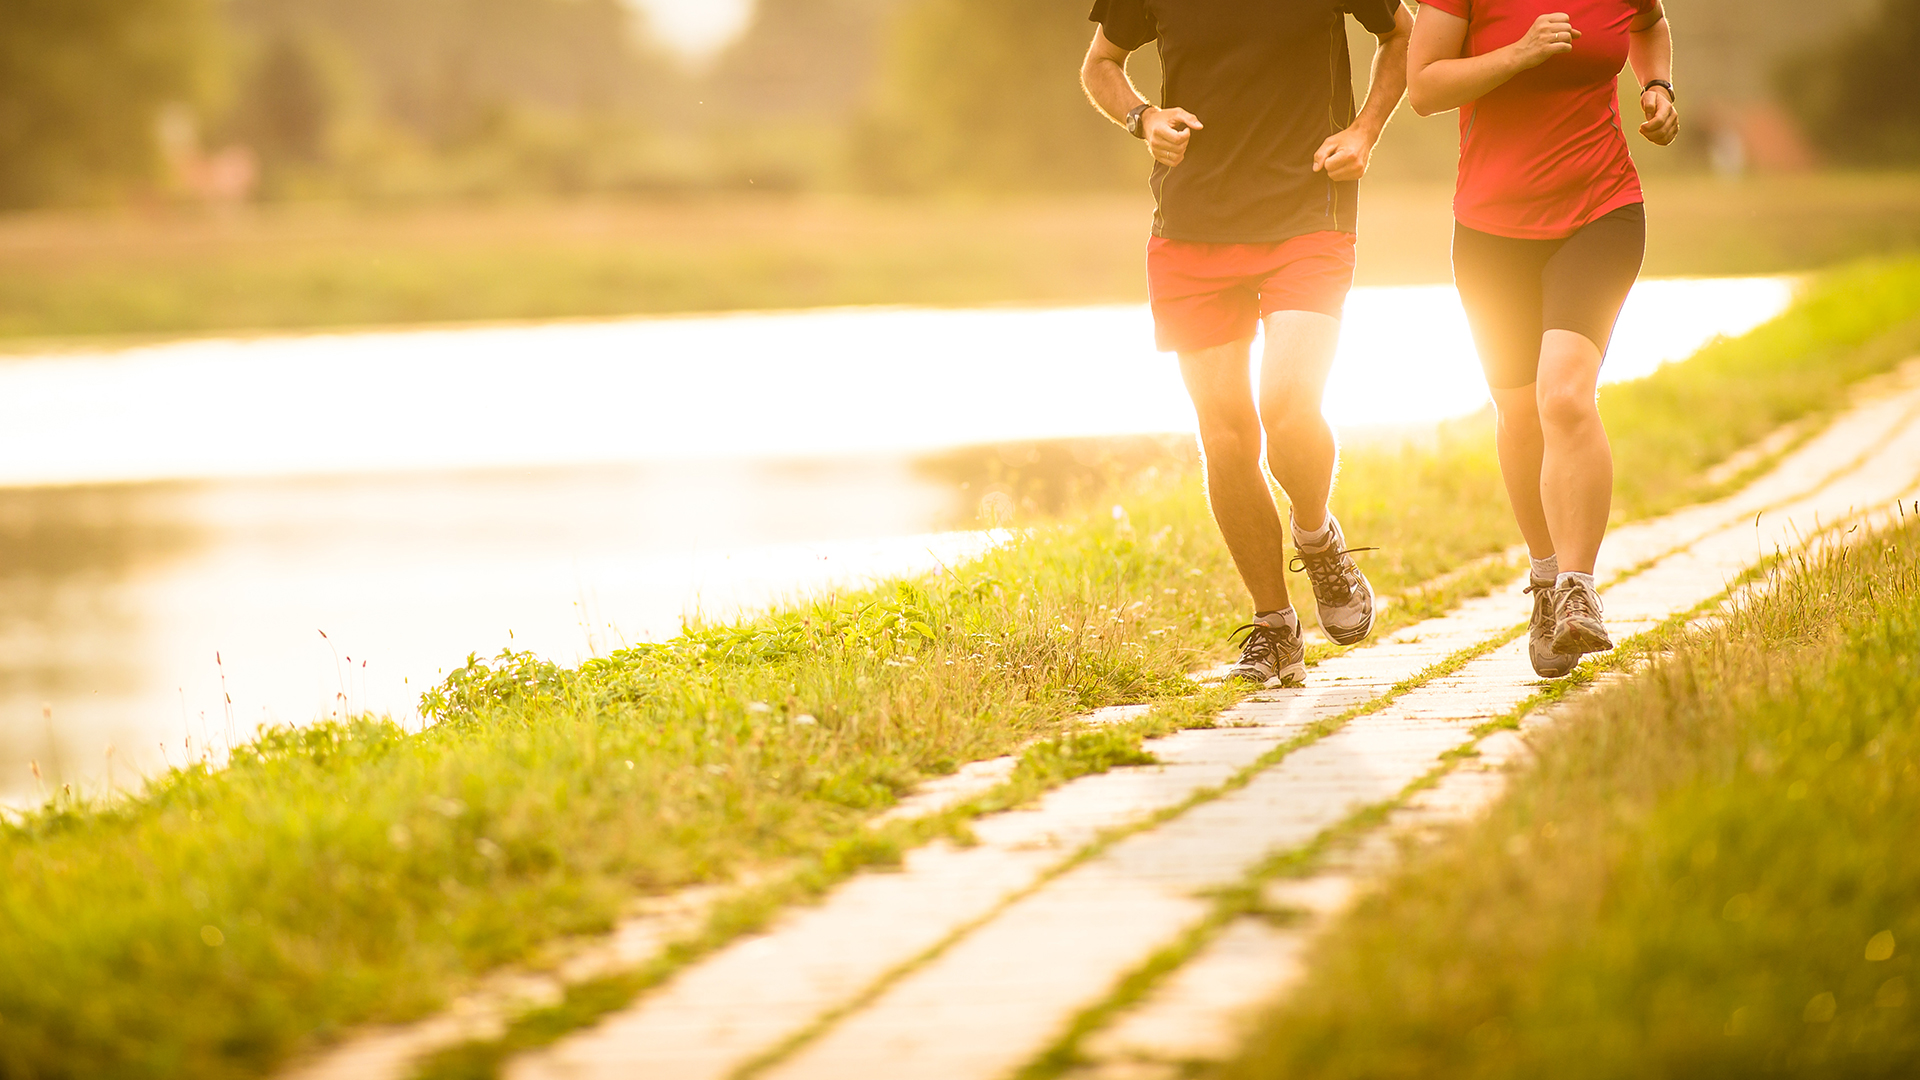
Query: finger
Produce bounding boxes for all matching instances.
[1171,109,1203,130]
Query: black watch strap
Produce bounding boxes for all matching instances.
[1643,79,1675,102]
[1125,103,1153,139]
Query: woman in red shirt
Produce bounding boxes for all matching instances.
[1408,1,1678,677]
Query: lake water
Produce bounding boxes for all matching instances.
[0,278,1790,804]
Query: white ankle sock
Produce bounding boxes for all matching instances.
[1556,571,1596,591]
[1530,554,1559,584]
[1253,608,1299,631]
[1292,515,1335,551]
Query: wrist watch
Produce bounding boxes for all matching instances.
[1125,103,1154,139]
[1642,79,1675,102]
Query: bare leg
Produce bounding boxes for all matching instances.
[1536,329,1612,574]
[1257,311,1343,532]
[1489,382,1556,559]
[1179,337,1290,613]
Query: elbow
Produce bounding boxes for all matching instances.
[1407,86,1442,117]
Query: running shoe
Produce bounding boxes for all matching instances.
[1226,618,1307,688]
[1525,581,1579,678]
[1290,514,1377,646]
[1551,576,1614,656]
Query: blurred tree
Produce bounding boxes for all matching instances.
[0,0,220,207]
[853,0,1146,192]
[706,0,905,119]
[228,0,673,145]
[1779,0,1920,164]
[233,36,334,167]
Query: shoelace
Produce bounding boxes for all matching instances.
[1560,581,1604,621]
[1289,545,1379,601]
[1523,581,1557,630]
[1228,621,1296,668]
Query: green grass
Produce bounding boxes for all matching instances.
[1220,514,1920,1080]
[0,174,1916,344]
[2,258,1919,1079]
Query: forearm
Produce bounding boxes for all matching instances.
[1353,21,1411,137]
[1409,48,1525,115]
[1082,52,1147,127]
[1627,18,1672,88]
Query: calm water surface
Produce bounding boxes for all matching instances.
[0,278,1790,803]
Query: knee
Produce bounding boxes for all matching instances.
[1259,394,1326,444]
[1494,401,1543,451]
[1197,414,1263,470]
[1537,384,1599,434]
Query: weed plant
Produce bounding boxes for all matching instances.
[1222,517,1920,1080]
[1,258,1919,1077]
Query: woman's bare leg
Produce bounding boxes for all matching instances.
[1489,382,1555,559]
[1535,328,1612,574]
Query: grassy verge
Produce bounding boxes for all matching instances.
[0,174,1917,344]
[1,259,1919,1079]
[1221,515,1920,1080]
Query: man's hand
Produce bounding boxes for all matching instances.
[1313,125,1376,182]
[1510,12,1579,71]
[1144,108,1203,167]
[1638,86,1678,145]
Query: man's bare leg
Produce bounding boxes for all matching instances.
[1179,336,1291,613]
[1258,310,1342,531]
[1178,312,1345,615]
[1536,329,1611,574]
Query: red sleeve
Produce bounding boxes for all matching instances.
[1420,0,1469,18]
[1633,0,1662,17]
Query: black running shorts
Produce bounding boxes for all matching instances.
[1451,203,1647,390]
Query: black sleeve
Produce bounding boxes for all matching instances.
[1088,0,1156,52]
[1342,0,1405,36]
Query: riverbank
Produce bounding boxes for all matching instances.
[1,173,1917,346]
[1,258,1918,1078]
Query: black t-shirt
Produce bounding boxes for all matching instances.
[1090,0,1402,244]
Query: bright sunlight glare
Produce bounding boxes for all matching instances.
[0,278,1795,489]
[628,0,755,56]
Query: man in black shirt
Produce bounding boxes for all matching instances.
[1081,0,1410,687]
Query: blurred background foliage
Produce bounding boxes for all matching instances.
[0,0,1917,209]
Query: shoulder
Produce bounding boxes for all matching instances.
[1088,0,1156,50]
[1415,0,1470,21]
[1343,0,1407,35]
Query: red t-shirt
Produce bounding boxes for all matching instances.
[1421,0,1656,239]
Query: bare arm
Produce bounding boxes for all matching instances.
[1628,5,1678,145]
[1407,7,1581,116]
[1080,27,1204,166]
[1313,4,1414,181]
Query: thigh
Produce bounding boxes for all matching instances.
[1178,337,1260,427]
[1541,203,1646,357]
[1453,223,1552,390]
[1258,310,1342,412]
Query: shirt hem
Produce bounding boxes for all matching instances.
[1452,188,1645,241]
[1151,222,1357,245]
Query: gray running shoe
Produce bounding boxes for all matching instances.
[1290,514,1377,646]
[1525,581,1579,678]
[1551,576,1614,656]
[1226,618,1307,688]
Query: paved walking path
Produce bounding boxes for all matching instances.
[283,365,1920,1080]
